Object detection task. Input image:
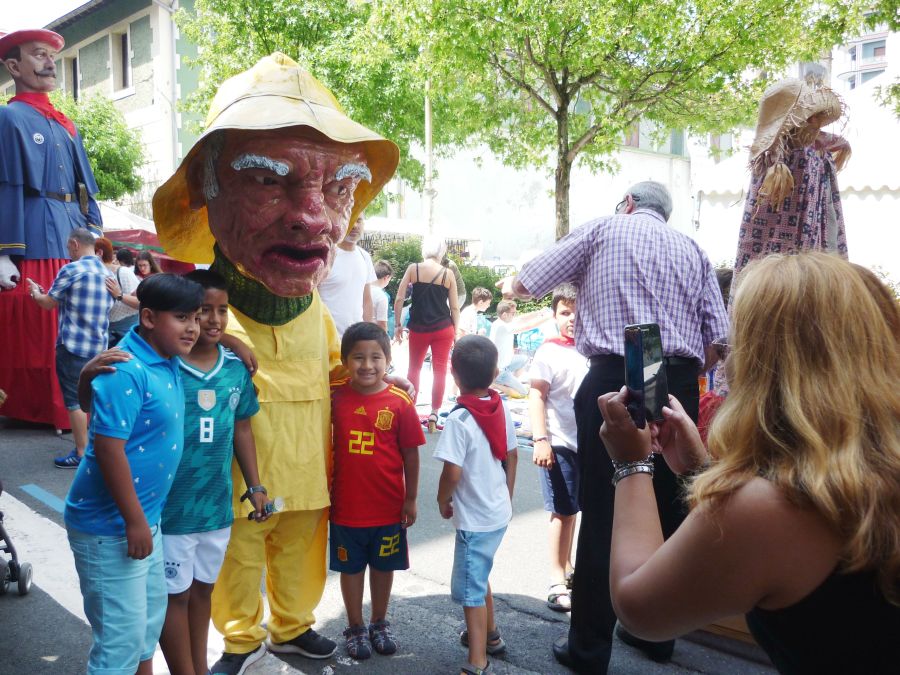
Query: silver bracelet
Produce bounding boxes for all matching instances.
[611,453,655,486]
[612,463,654,486]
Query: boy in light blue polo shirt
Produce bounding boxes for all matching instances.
[64,274,203,675]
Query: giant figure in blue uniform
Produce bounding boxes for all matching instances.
[0,29,103,429]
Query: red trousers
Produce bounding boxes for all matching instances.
[406,324,454,411]
[0,258,70,429]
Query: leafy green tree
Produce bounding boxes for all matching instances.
[176,0,472,188]
[1,92,144,200]
[371,236,423,303]
[452,258,501,311]
[51,93,144,200]
[390,0,866,238]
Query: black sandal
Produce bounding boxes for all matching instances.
[459,628,506,655]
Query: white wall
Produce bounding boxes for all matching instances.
[373,145,692,265]
[689,75,900,278]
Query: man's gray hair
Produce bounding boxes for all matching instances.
[202,131,226,202]
[68,227,96,247]
[421,234,448,261]
[626,181,672,221]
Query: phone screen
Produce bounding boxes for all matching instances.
[624,323,668,426]
[624,326,646,427]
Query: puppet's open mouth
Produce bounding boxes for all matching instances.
[262,244,329,272]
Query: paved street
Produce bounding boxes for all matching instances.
[0,401,775,674]
[0,329,774,675]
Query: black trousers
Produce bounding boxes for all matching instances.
[566,356,700,673]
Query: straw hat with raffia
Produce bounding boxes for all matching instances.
[153,52,399,264]
[750,77,849,208]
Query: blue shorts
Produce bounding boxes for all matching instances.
[540,446,581,516]
[67,524,167,672]
[56,344,92,411]
[451,526,507,607]
[329,522,409,574]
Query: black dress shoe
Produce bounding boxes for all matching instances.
[615,625,675,663]
[553,635,577,669]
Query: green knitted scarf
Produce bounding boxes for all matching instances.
[210,245,312,326]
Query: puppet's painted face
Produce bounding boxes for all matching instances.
[6,41,58,94]
[205,128,369,297]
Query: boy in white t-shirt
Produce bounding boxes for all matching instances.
[435,336,518,675]
[489,300,551,397]
[457,287,492,338]
[368,260,394,333]
[528,284,586,612]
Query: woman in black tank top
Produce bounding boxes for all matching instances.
[393,236,460,431]
[593,254,900,674]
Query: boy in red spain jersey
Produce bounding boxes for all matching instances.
[330,321,426,660]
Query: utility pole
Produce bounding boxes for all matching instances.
[424,78,435,233]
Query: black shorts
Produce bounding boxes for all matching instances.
[329,522,409,574]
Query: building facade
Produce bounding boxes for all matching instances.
[0,0,200,218]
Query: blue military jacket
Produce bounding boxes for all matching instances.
[0,101,102,259]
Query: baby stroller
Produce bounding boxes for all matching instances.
[0,479,33,595]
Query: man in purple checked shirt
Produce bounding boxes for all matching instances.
[499,181,728,674]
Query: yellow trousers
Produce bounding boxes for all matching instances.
[211,508,328,653]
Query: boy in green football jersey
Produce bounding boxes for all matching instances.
[157,269,273,675]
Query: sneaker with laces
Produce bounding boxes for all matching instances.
[267,628,336,659]
[210,643,266,675]
[368,619,397,655]
[54,450,82,469]
[342,625,372,660]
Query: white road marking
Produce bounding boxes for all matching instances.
[0,491,86,623]
[0,491,307,674]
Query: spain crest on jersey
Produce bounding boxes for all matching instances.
[375,409,394,431]
[197,389,216,411]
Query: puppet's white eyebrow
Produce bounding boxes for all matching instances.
[335,163,372,183]
[231,153,289,176]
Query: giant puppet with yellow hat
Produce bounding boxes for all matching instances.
[153,52,399,669]
[0,29,104,434]
[734,77,851,282]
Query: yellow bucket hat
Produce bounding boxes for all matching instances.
[153,52,399,263]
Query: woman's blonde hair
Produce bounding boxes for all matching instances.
[691,253,900,602]
[420,234,448,262]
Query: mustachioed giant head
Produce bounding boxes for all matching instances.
[153,53,398,298]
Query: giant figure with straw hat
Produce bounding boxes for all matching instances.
[153,53,399,672]
[735,77,850,281]
[0,29,103,437]
[709,78,850,406]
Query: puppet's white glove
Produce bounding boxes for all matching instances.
[0,256,20,290]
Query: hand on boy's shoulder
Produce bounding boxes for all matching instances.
[384,372,415,398]
[83,348,132,383]
[223,341,257,376]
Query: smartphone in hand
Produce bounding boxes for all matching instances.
[624,323,669,428]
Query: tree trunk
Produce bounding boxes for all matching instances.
[554,111,571,240]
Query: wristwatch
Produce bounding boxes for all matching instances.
[240,485,268,502]
[116,293,124,301]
